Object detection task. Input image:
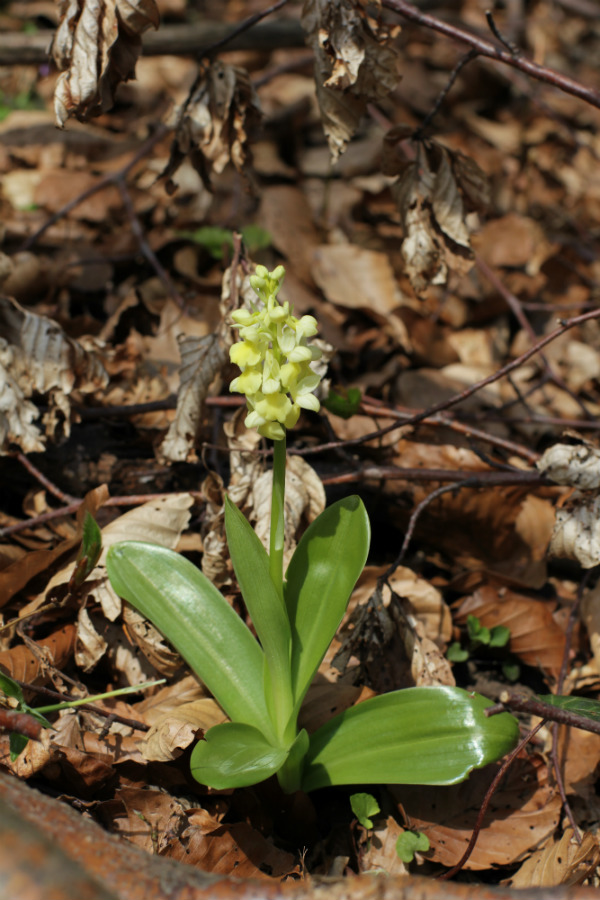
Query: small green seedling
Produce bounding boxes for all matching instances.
[396,830,430,864]
[323,387,362,420]
[107,265,519,794]
[350,792,380,829]
[176,224,272,260]
[0,671,163,760]
[447,615,518,682]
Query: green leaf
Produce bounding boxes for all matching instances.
[538,694,600,722]
[9,732,29,761]
[396,830,430,863]
[240,224,272,253]
[467,615,490,645]
[350,792,380,829]
[277,728,310,794]
[301,686,519,792]
[502,661,520,682]
[178,226,234,259]
[0,672,25,705]
[71,512,102,588]
[225,497,293,734]
[106,542,272,738]
[322,388,362,420]
[489,625,511,648]
[190,722,288,789]
[446,642,469,663]
[285,496,370,709]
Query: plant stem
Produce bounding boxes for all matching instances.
[269,435,286,597]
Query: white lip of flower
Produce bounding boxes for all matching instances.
[229,265,323,440]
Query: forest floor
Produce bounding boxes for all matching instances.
[1,0,600,897]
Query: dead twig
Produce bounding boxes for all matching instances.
[382,0,600,111]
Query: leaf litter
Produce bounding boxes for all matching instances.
[1,0,600,897]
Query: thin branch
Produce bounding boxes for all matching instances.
[13,680,150,733]
[12,453,78,505]
[487,692,600,737]
[0,492,203,539]
[439,720,546,879]
[382,0,600,111]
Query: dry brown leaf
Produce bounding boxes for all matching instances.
[473,212,554,275]
[298,680,367,734]
[163,61,261,192]
[75,607,108,672]
[140,698,227,762]
[159,333,228,463]
[311,244,410,349]
[455,583,566,680]
[0,486,108,608]
[301,0,399,161]
[549,493,600,569]
[0,295,108,454]
[580,582,600,673]
[391,141,475,291]
[509,829,599,888]
[171,809,297,878]
[537,438,600,490]
[361,816,409,875]
[0,624,76,684]
[0,727,56,779]
[122,603,184,678]
[52,0,159,127]
[393,755,561,870]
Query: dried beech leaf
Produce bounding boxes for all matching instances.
[537,439,600,490]
[393,146,474,291]
[52,0,159,127]
[160,334,228,463]
[0,295,108,454]
[163,61,261,192]
[455,584,566,680]
[122,604,183,677]
[549,493,600,569]
[140,698,227,762]
[301,0,399,161]
[509,829,599,888]
[0,625,76,685]
[75,607,108,672]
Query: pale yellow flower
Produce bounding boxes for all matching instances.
[229,265,323,439]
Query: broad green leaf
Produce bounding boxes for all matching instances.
[350,792,380,829]
[190,722,288,789]
[106,542,272,738]
[301,686,519,792]
[396,830,429,863]
[241,224,272,253]
[538,694,600,722]
[285,496,370,708]
[276,727,309,794]
[225,497,292,732]
[0,672,25,704]
[9,732,29,761]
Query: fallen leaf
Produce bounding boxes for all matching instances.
[508,829,599,888]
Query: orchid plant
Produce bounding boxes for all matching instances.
[106,265,518,793]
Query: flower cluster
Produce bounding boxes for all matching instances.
[229,265,322,441]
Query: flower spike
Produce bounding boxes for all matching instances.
[230,266,322,440]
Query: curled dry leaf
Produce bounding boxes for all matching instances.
[509,829,600,888]
[140,698,227,762]
[0,624,76,685]
[301,0,399,162]
[549,493,600,569]
[122,604,183,678]
[52,0,160,127]
[390,139,476,291]
[75,607,108,673]
[0,295,108,454]
[160,333,228,463]
[538,438,600,490]
[163,61,261,192]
